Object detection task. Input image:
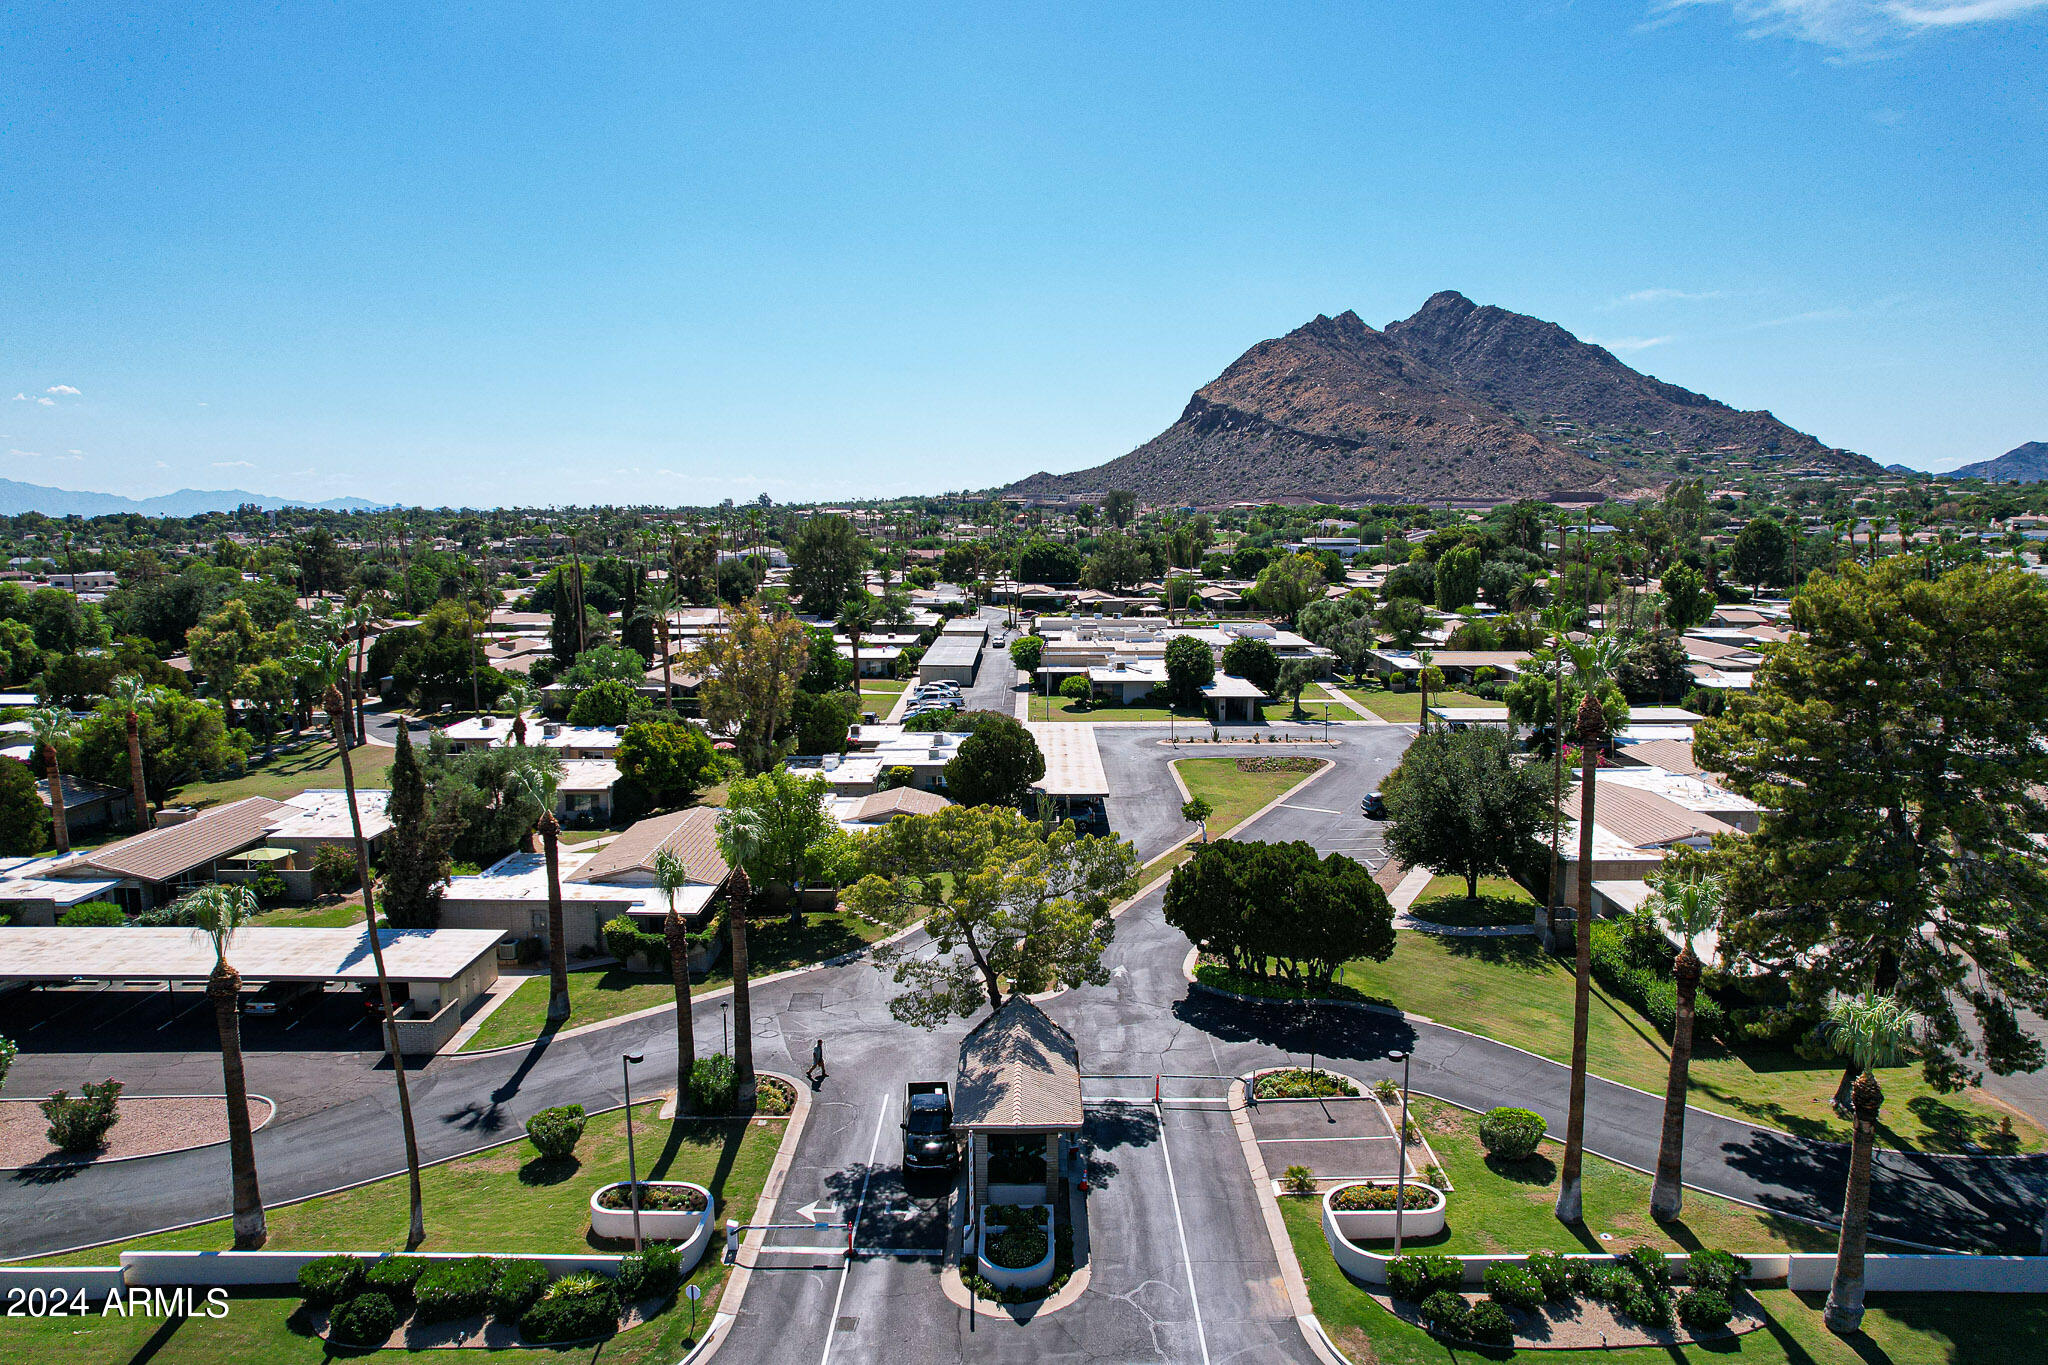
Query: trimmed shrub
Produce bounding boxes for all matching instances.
[1676,1286,1735,1331]
[1623,1244,1672,1287]
[1371,1077,1400,1102]
[1589,920,1726,1035]
[1483,1263,1544,1312]
[525,1104,587,1160]
[1330,1183,1437,1211]
[1686,1248,1749,1295]
[1417,1290,1469,1336]
[1386,1253,1463,1301]
[1618,1280,1675,1329]
[312,843,359,894]
[60,902,127,927]
[1466,1299,1515,1346]
[41,1079,123,1153]
[687,1052,738,1113]
[615,1242,682,1302]
[1477,1106,1545,1161]
[489,1259,551,1320]
[296,1254,366,1308]
[1577,1265,1635,1302]
[520,1273,620,1344]
[1523,1250,1573,1301]
[363,1255,427,1303]
[413,1255,498,1323]
[327,1291,400,1346]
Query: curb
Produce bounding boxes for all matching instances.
[0,1093,279,1173]
[682,1069,813,1363]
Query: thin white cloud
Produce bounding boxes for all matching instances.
[1609,288,1727,307]
[10,393,55,406]
[1587,335,1676,353]
[9,449,40,458]
[210,460,256,469]
[1657,0,2048,51]
[44,385,80,396]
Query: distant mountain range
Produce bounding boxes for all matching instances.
[1943,441,2048,483]
[0,478,381,518]
[1006,291,1875,504]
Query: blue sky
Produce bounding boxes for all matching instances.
[2,2,2043,506]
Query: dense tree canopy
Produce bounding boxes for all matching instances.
[943,713,1045,808]
[1696,559,2048,1091]
[1164,839,1393,986]
[788,514,868,615]
[1382,726,1555,902]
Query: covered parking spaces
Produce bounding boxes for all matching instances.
[1026,720,1109,832]
[0,926,504,1056]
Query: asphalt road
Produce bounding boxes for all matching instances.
[4,713,2044,1365]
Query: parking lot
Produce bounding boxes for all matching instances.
[0,980,393,1057]
[1247,1089,1416,1184]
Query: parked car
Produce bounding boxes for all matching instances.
[243,980,322,1018]
[1360,791,1386,819]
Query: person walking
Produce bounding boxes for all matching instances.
[805,1038,827,1084]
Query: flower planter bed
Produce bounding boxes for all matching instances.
[587,1180,714,1270]
[1322,1181,1447,1241]
[975,1203,1056,1291]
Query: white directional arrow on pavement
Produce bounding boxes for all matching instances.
[797,1200,840,1226]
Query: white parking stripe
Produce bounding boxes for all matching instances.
[1154,1101,1212,1365]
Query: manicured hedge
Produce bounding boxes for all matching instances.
[1589,921,1725,1035]
[520,1273,620,1344]
[490,1260,551,1320]
[1477,1106,1546,1160]
[327,1291,400,1345]
[413,1256,498,1324]
[1483,1262,1544,1311]
[1466,1298,1515,1345]
[296,1254,365,1308]
[525,1104,587,1159]
[364,1255,427,1303]
[1386,1253,1463,1301]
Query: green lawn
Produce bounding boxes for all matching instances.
[1282,1192,2047,1365]
[249,895,374,928]
[1030,695,1210,723]
[1174,755,1329,836]
[462,909,896,1052]
[167,741,395,810]
[1334,932,2041,1154]
[1257,696,1346,726]
[1339,685,1488,723]
[9,1103,782,1364]
[1405,875,1539,928]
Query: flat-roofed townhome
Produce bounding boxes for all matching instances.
[4,791,392,917]
[36,774,134,833]
[788,725,968,798]
[555,758,622,827]
[1556,776,1740,911]
[437,806,732,958]
[438,713,624,759]
[1365,647,1531,684]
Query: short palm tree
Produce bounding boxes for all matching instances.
[191,883,265,1247]
[507,766,568,1022]
[1821,992,1923,1335]
[109,675,156,832]
[1555,632,1628,1225]
[1414,647,1435,731]
[655,847,697,1113]
[502,679,540,747]
[715,808,765,1114]
[29,707,73,855]
[1646,870,1725,1221]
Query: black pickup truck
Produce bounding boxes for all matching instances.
[901,1081,957,1172]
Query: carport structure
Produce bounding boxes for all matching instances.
[0,925,503,1055]
[1025,720,1109,829]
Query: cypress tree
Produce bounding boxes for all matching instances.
[379,724,453,929]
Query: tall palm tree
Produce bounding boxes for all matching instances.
[714,808,764,1114]
[1646,870,1725,1222]
[506,767,567,1022]
[1554,632,1627,1225]
[837,593,876,693]
[310,661,428,1248]
[635,582,682,705]
[109,675,155,832]
[655,847,697,1113]
[1820,993,1923,1335]
[347,600,374,744]
[29,707,73,855]
[1537,602,1576,945]
[1414,647,1435,732]
[191,883,266,1247]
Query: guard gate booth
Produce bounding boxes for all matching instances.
[953,997,1083,1209]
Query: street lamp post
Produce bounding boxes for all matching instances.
[1389,1049,1414,1255]
[721,1003,730,1058]
[622,1051,646,1252]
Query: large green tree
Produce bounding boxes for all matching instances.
[1382,726,1554,902]
[788,514,869,615]
[720,767,835,905]
[848,806,1138,1025]
[1220,636,1279,693]
[1695,559,2048,1093]
[1163,839,1393,986]
[1434,544,1481,611]
[1164,635,1214,709]
[0,756,49,855]
[616,720,716,811]
[1253,553,1324,622]
[942,713,1044,808]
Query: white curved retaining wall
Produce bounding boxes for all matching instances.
[1322,1183,1447,1242]
[976,1204,1056,1291]
[1319,1208,2048,1294]
[587,1181,715,1272]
